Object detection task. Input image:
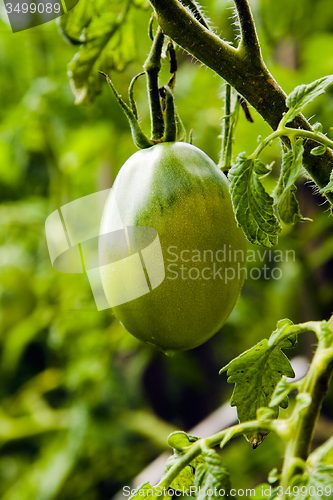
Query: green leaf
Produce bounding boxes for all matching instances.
[285,75,333,123]
[58,0,143,104]
[318,321,333,348]
[267,468,280,484]
[310,145,327,156]
[313,122,324,133]
[256,407,277,420]
[268,318,297,347]
[295,393,312,413]
[277,186,306,225]
[58,0,93,44]
[254,483,276,499]
[308,436,333,467]
[269,376,298,408]
[194,448,231,500]
[129,483,161,500]
[220,339,295,446]
[277,140,304,196]
[290,464,333,500]
[274,139,309,225]
[165,455,195,494]
[229,154,282,247]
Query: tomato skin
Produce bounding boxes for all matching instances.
[100,142,247,355]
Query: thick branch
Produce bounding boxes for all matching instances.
[149,0,333,196]
[144,27,165,141]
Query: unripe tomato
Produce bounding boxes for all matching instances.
[100,142,247,355]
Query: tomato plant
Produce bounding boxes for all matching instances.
[100,142,247,355]
[49,0,333,498]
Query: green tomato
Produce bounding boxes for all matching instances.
[100,142,247,355]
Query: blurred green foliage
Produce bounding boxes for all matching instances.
[0,0,333,498]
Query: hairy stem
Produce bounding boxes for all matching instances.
[148,0,333,200]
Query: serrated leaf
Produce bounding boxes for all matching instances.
[285,75,333,123]
[194,449,231,500]
[311,145,327,156]
[229,154,282,247]
[274,139,308,225]
[220,339,295,446]
[290,464,333,499]
[58,0,143,104]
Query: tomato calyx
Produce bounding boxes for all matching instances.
[99,21,185,149]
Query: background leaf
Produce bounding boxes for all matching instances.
[194,448,231,500]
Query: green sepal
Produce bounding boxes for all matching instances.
[99,72,153,149]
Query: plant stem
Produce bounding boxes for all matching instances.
[148,0,333,201]
[179,0,210,29]
[144,27,165,141]
[250,125,333,160]
[219,83,232,170]
[233,0,261,57]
